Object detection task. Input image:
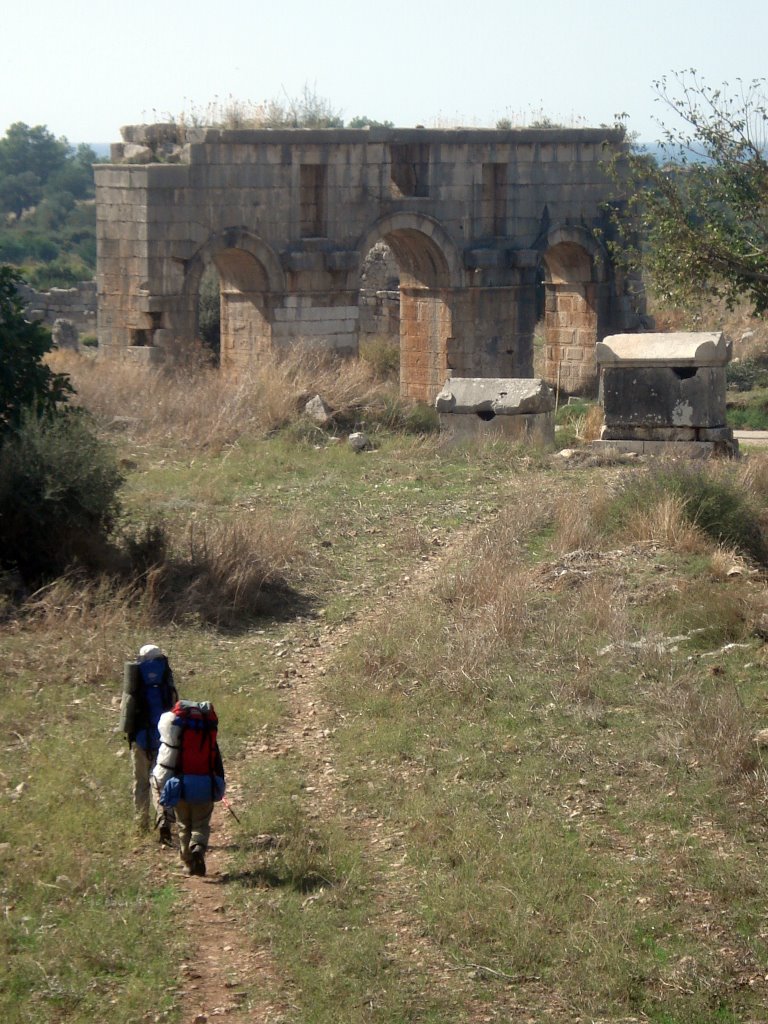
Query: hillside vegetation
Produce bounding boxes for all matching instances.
[2,351,768,1023]
[0,123,99,289]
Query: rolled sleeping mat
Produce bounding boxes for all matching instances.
[153,711,182,790]
[158,709,182,751]
[119,661,142,734]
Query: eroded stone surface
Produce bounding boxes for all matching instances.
[436,377,555,445]
[596,332,730,367]
[435,377,554,415]
[96,125,645,400]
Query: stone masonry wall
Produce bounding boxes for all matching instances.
[96,125,645,399]
[18,281,97,335]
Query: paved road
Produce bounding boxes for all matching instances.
[734,431,768,447]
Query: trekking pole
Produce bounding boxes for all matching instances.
[221,795,241,824]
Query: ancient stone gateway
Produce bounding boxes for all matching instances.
[95,124,644,401]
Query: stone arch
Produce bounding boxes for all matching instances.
[183,229,285,372]
[357,212,463,290]
[357,213,462,401]
[538,225,607,396]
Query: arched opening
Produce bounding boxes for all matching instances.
[197,264,221,361]
[541,240,599,397]
[358,216,458,402]
[359,241,400,350]
[212,247,272,372]
[184,231,284,375]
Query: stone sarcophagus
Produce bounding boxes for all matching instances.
[435,377,555,444]
[595,332,737,456]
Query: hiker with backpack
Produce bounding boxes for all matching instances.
[119,644,178,843]
[152,700,226,877]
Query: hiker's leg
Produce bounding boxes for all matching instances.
[176,800,193,865]
[189,801,215,852]
[144,748,171,834]
[131,746,151,830]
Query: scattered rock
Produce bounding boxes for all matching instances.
[304,394,333,425]
[348,431,370,451]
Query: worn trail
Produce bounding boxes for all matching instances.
[151,497,499,1023]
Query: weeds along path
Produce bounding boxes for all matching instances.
[163,458,614,1022]
[226,467,577,1023]
[254,511,495,1018]
[164,478,521,1023]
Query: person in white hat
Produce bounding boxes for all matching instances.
[127,643,178,842]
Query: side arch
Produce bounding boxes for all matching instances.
[182,229,286,372]
[183,228,286,299]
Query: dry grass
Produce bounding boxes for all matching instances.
[47,347,391,450]
[148,513,310,626]
[9,575,143,683]
[620,492,709,551]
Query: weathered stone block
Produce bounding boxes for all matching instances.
[596,331,731,367]
[436,377,554,415]
[602,365,727,429]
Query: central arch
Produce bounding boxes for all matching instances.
[357,213,462,402]
[183,229,285,373]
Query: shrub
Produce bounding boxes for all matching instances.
[25,256,86,289]
[604,463,768,563]
[137,515,309,626]
[727,357,768,392]
[0,264,72,434]
[0,410,124,583]
[359,336,400,379]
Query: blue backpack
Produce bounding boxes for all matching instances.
[133,657,176,751]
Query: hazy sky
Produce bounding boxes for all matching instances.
[3,0,766,145]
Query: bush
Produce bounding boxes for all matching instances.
[359,336,400,379]
[25,256,86,289]
[0,264,72,433]
[0,410,124,583]
[131,515,308,626]
[727,358,768,392]
[604,463,768,564]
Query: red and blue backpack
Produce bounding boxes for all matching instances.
[167,700,225,804]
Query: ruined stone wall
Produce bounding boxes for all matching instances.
[19,281,97,335]
[96,125,643,397]
[360,241,399,342]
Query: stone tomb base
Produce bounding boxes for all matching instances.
[435,378,555,444]
[592,438,738,458]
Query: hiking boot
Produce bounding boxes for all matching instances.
[159,821,174,847]
[189,844,206,877]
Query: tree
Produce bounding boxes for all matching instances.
[0,265,72,435]
[612,72,768,315]
[0,122,70,182]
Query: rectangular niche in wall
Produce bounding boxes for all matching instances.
[482,163,508,236]
[300,163,327,237]
[390,143,431,197]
